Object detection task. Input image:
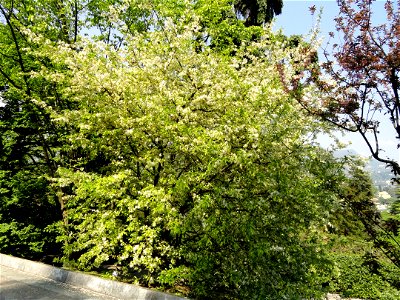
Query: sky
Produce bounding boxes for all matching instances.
[273,0,399,163]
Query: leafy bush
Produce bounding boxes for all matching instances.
[0,170,61,260]
[329,253,400,300]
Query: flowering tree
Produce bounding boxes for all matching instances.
[25,2,348,297]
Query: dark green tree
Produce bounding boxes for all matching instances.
[0,0,83,259]
[234,0,283,26]
[337,161,400,268]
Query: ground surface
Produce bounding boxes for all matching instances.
[0,265,118,300]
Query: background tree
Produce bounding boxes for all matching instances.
[325,160,400,299]
[342,161,400,268]
[234,0,283,26]
[391,185,400,215]
[0,0,84,259]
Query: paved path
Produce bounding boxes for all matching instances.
[0,265,118,300]
[0,254,184,300]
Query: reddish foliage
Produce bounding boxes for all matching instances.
[286,0,400,179]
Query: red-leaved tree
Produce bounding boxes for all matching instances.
[291,0,399,182]
[326,0,399,178]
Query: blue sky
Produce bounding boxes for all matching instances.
[273,1,399,162]
[275,0,389,36]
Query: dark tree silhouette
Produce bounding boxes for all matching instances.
[234,0,283,26]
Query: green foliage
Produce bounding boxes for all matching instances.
[325,159,400,299]
[0,222,43,256]
[0,0,81,260]
[0,90,63,258]
[328,253,400,300]
[0,170,61,259]
[389,186,400,215]
[327,159,400,268]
